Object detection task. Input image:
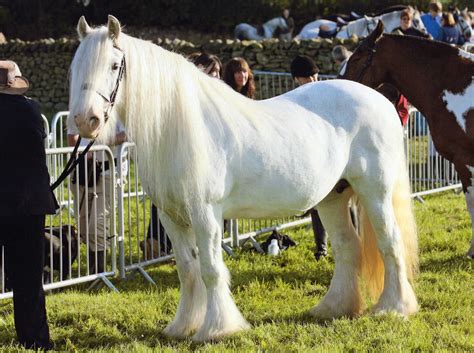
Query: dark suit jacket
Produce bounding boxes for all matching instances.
[0,94,58,216]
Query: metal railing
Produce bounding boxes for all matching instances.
[1,73,459,296]
[0,145,117,299]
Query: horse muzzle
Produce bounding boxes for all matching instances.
[74,114,102,139]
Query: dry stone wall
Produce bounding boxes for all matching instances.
[0,36,361,109]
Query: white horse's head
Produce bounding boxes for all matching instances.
[69,15,125,140]
[410,8,427,33]
[457,10,473,41]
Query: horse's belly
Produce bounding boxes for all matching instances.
[222,171,339,219]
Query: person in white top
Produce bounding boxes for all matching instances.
[67,120,127,273]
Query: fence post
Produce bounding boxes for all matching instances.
[231,219,239,248]
[117,143,129,279]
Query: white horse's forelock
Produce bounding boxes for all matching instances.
[69,26,119,144]
[89,31,266,222]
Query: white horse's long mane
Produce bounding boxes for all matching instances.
[73,26,267,221]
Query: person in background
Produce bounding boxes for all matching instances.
[0,60,58,350]
[392,9,431,38]
[318,24,338,39]
[440,12,465,45]
[421,1,443,40]
[189,52,222,79]
[223,57,255,99]
[331,45,352,72]
[290,55,319,85]
[68,121,127,274]
[289,55,328,260]
[279,8,295,40]
[377,84,410,127]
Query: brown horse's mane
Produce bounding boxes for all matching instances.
[383,33,464,60]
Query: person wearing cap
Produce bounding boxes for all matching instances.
[290,55,319,86]
[0,60,57,349]
[289,55,328,260]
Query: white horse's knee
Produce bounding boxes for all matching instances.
[200,261,230,289]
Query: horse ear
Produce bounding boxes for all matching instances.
[368,20,384,43]
[107,15,122,41]
[77,16,92,40]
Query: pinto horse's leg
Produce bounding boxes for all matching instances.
[464,166,474,259]
[192,205,249,342]
[309,188,363,319]
[465,187,474,259]
[159,213,206,339]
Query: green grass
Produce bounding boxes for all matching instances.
[0,192,473,352]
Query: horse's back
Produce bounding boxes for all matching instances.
[221,80,403,218]
[273,79,400,132]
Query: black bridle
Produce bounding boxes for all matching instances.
[51,45,126,191]
[355,42,377,83]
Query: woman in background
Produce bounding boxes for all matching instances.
[189,52,222,79]
[440,12,465,45]
[223,57,255,99]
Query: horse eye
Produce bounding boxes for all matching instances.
[112,63,120,71]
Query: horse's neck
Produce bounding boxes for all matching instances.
[383,37,468,116]
[350,18,369,34]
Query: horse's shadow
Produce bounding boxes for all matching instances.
[420,253,472,273]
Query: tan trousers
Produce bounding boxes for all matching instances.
[72,174,112,252]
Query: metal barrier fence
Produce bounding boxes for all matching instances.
[41,114,50,148]
[406,109,462,197]
[115,143,235,281]
[0,74,461,298]
[0,145,117,299]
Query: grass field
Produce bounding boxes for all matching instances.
[0,191,472,352]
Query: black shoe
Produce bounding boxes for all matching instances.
[21,340,53,351]
[314,247,328,261]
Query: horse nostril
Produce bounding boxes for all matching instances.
[89,116,100,130]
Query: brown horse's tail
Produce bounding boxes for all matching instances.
[358,161,418,301]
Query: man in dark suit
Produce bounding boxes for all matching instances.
[0,60,57,350]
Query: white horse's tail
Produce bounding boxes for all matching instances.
[358,160,418,301]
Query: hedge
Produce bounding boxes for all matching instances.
[0,0,471,40]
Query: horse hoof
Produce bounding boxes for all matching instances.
[372,297,418,318]
[163,322,195,339]
[191,322,250,343]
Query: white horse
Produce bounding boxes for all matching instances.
[456,10,473,43]
[298,8,427,40]
[234,17,288,40]
[336,16,379,39]
[296,19,338,40]
[70,15,419,342]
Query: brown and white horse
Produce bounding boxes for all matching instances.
[340,21,474,259]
